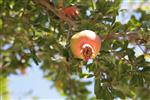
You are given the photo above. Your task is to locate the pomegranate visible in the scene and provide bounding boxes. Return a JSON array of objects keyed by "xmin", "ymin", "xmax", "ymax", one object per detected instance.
[
  {"xmin": 62, "ymin": 6, "xmax": 79, "ymax": 18},
  {"xmin": 70, "ymin": 30, "xmax": 101, "ymax": 61}
]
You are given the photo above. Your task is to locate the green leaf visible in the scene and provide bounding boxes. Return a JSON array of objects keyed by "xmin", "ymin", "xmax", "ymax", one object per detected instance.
[
  {"xmin": 63, "ymin": 48, "xmax": 69, "ymax": 61},
  {"xmin": 30, "ymin": 50, "xmax": 40, "ymax": 65},
  {"xmin": 122, "ymin": 40, "xmax": 129, "ymax": 50},
  {"xmin": 112, "ymin": 40, "xmax": 122, "ymax": 50},
  {"xmin": 94, "ymin": 77, "xmax": 112, "ymax": 99},
  {"xmin": 0, "ymin": 0, "xmax": 3, "ymax": 4},
  {"xmin": 89, "ymin": 0, "xmax": 96, "ymax": 10},
  {"xmin": 142, "ymin": 67, "xmax": 150, "ymax": 72},
  {"xmin": 136, "ymin": 55, "xmax": 145, "ymax": 63},
  {"xmin": 0, "ymin": 77, "xmax": 9, "ymax": 100},
  {"xmin": 0, "ymin": 18, "xmax": 2, "ymax": 29},
  {"xmin": 80, "ymin": 73, "xmax": 94, "ymax": 78},
  {"xmin": 126, "ymin": 48, "xmax": 135, "ymax": 61},
  {"xmin": 101, "ymin": 40, "xmax": 112, "ymax": 51},
  {"xmin": 130, "ymin": 75, "xmax": 144, "ymax": 87},
  {"xmin": 94, "ymin": 76, "xmax": 101, "ymax": 99},
  {"xmin": 112, "ymin": 88, "xmax": 125, "ymax": 99}
]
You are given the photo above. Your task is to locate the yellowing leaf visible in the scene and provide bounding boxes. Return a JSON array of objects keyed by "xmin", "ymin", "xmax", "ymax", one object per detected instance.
[{"xmin": 144, "ymin": 54, "xmax": 150, "ymax": 62}]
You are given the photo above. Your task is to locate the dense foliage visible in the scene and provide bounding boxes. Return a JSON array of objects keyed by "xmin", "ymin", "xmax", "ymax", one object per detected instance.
[{"xmin": 0, "ymin": 0, "xmax": 150, "ymax": 99}]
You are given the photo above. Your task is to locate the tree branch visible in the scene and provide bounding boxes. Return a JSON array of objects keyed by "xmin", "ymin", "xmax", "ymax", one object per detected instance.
[
  {"xmin": 58, "ymin": 0, "xmax": 64, "ymax": 8},
  {"xmin": 101, "ymin": 32, "xmax": 145, "ymax": 44},
  {"xmin": 34, "ymin": 0, "xmax": 77, "ymax": 28}
]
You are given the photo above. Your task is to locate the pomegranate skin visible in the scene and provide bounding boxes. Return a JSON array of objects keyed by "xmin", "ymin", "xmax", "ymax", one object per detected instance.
[
  {"xmin": 70, "ymin": 30, "xmax": 101, "ymax": 60},
  {"xmin": 62, "ymin": 6, "xmax": 79, "ymax": 18}
]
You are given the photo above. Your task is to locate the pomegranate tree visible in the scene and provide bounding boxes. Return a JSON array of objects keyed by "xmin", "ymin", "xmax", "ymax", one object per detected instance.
[{"xmin": 70, "ymin": 30, "xmax": 101, "ymax": 61}]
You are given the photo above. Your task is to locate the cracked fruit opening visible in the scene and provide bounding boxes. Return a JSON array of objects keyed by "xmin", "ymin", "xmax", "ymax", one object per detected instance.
[{"xmin": 70, "ymin": 30, "xmax": 101, "ymax": 61}]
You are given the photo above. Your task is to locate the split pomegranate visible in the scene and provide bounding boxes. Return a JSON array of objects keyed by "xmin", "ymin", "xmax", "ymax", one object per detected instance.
[{"xmin": 70, "ymin": 30, "xmax": 101, "ymax": 61}]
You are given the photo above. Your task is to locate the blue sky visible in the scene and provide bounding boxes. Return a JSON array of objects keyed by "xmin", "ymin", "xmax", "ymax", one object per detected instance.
[{"xmin": 8, "ymin": 62, "xmax": 66, "ymax": 99}]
